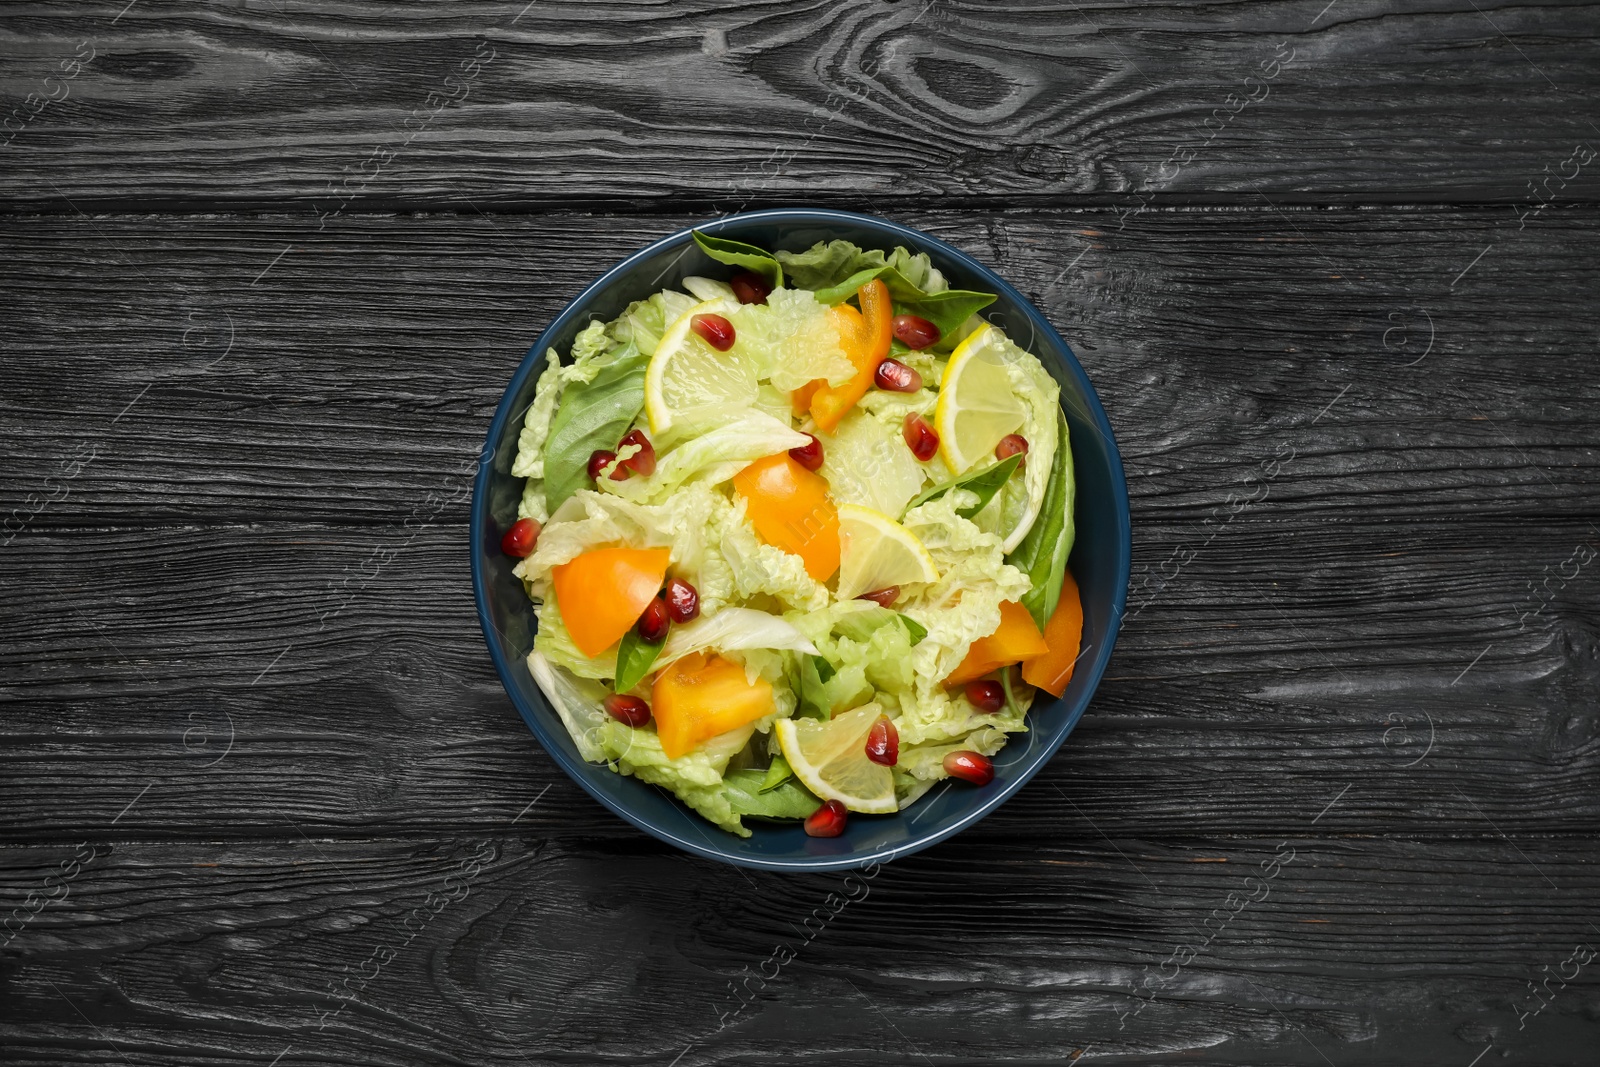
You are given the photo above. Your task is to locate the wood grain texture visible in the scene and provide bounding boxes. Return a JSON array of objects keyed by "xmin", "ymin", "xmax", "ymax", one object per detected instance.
[
  {"xmin": 2, "ymin": 836, "xmax": 1598, "ymax": 1066},
  {"xmin": 1, "ymin": 0, "xmax": 1599, "ymax": 207},
  {"xmin": 6, "ymin": 0, "xmax": 1600, "ymax": 1057},
  {"xmin": 1, "ymin": 518, "xmax": 1595, "ymax": 841},
  {"xmin": 3, "ymin": 207, "xmax": 1598, "ymax": 527}
]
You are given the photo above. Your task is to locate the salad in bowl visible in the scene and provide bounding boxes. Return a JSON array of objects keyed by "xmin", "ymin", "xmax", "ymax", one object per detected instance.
[{"xmin": 498, "ymin": 232, "xmax": 1083, "ymax": 840}]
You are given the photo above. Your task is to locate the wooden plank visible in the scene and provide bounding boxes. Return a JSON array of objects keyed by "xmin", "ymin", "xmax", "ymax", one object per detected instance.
[
  {"xmin": 2, "ymin": 519, "xmax": 1595, "ymax": 840},
  {"xmin": 2, "ymin": 835, "xmax": 1596, "ymax": 1064},
  {"xmin": 4, "ymin": 207, "xmax": 1598, "ymax": 528},
  {"xmin": 1, "ymin": 0, "xmax": 1598, "ymax": 207}
]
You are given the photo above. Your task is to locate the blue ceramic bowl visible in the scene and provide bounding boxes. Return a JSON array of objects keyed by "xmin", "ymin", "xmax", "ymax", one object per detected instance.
[{"xmin": 471, "ymin": 209, "xmax": 1130, "ymax": 872}]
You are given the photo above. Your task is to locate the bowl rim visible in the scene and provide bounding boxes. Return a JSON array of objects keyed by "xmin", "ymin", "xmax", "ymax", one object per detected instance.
[{"xmin": 470, "ymin": 208, "xmax": 1131, "ymax": 871}]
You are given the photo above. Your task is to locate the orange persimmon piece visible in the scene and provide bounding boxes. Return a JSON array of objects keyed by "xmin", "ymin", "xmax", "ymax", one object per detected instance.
[
  {"xmin": 1022, "ymin": 571, "xmax": 1084, "ymax": 698},
  {"xmin": 652, "ymin": 651, "xmax": 776, "ymax": 759},
  {"xmin": 809, "ymin": 279, "xmax": 892, "ymax": 433},
  {"xmin": 791, "ymin": 379, "xmax": 823, "ymax": 417},
  {"xmin": 731, "ymin": 453, "xmax": 840, "ymax": 581},
  {"xmin": 550, "ymin": 546, "xmax": 671, "ymax": 658},
  {"xmin": 944, "ymin": 600, "xmax": 1049, "ymax": 688}
]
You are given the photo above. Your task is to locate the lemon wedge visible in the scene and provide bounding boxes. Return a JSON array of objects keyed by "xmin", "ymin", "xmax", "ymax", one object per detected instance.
[
  {"xmin": 835, "ymin": 503, "xmax": 940, "ymax": 601},
  {"xmin": 775, "ymin": 704, "xmax": 897, "ymax": 814},
  {"xmin": 644, "ymin": 297, "xmax": 757, "ymax": 434},
  {"xmin": 935, "ymin": 325, "xmax": 1028, "ymax": 474}
]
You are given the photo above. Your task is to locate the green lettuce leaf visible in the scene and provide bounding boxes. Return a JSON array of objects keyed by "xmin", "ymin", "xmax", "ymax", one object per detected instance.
[
  {"xmin": 600, "ymin": 410, "xmax": 808, "ymax": 506},
  {"xmin": 1007, "ymin": 408, "xmax": 1075, "ymax": 630},
  {"xmin": 899, "ymin": 494, "xmax": 1032, "ymax": 684},
  {"xmin": 893, "ymin": 724, "xmax": 1012, "ymax": 803},
  {"xmin": 542, "ymin": 339, "xmax": 649, "ymax": 513},
  {"xmin": 692, "ymin": 231, "xmax": 783, "ymax": 288},
  {"xmin": 656, "ymin": 607, "xmax": 819, "ymax": 674},
  {"xmin": 794, "ymin": 654, "xmax": 835, "ymax": 720},
  {"xmin": 532, "ymin": 597, "xmax": 617, "ymax": 681},
  {"xmin": 759, "ymin": 754, "xmax": 796, "ymax": 792},
  {"xmin": 612, "ymin": 290, "xmax": 697, "ymax": 356},
  {"xmin": 720, "ymin": 768, "xmax": 822, "ymax": 820}
]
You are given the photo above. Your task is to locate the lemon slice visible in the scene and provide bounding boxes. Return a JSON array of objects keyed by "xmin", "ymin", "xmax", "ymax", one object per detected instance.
[
  {"xmin": 645, "ymin": 297, "xmax": 757, "ymax": 434},
  {"xmin": 935, "ymin": 325, "xmax": 1028, "ymax": 473},
  {"xmin": 775, "ymin": 704, "xmax": 897, "ymax": 814},
  {"xmin": 835, "ymin": 503, "xmax": 940, "ymax": 601}
]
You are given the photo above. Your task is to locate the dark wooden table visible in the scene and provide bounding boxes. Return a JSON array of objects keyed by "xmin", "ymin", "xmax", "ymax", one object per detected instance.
[{"xmin": 4, "ymin": 2, "xmax": 1599, "ymax": 1064}]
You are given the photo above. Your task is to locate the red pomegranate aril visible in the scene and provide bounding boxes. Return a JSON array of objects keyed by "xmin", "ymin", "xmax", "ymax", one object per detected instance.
[
  {"xmin": 664, "ymin": 577, "xmax": 700, "ymax": 623},
  {"xmin": 892, "ymin": 314, "xmax": 940, "ymax": 350},
  {"xmin": 636, "ymin": 596, "xmax": 670, "ymax": 644},
  {"xmin": 855, "ymin": 586, "xmax": 900, "ymax": 607},
  {"xmin": 500, "ymin": 517, "xmax": 540, "ymax": 558},
  {"xmin": 995, "ymin": 434, "xmax": 1029, "ymax": 461},
  {"xmin": 587, "ymin": 449, "xmax": 628, "ymax": 482},
  {"xmin": 618, "ymin": 428, "xmax": 657, "ymax": 476},
  {"xmin": 865, "ymin": 716, "xmax": 899, "ymax": 766},
  {"xmin": 789, "ymin": 432, "xmax": 825, "ymax": 471},
  {"xmin": 903, "ymin": 412, "xmax": 939, "ymax": 461},
  {"xmin": 943, "ymin": 750, "xmax": 995, "ymax": 786},
  {"xmin": 965, "ymin": 680, "xmax": 1005, "ymax": 713},
  {"xmin": 691, "ymin": 313, "xmax": 736, "ymax": 351},
  {"xmin": 729, "ymin": 271, "xmax": 772, "ymax": 305},
  {"xmin": 603, "ymin": 693, "xmax": 652, "ymax": 727},
  {"xmin": 874, "ymin": 358, "xmax": 922, "ymax": 393},
  {"xmin": 804, "ymin": 799, "xmax": 849, "ymax": 838}
]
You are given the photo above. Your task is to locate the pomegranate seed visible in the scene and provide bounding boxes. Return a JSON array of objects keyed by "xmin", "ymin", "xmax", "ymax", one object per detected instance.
[
  {"xmin": 500, "ymin": 517, "xmax": 540, "ymax": 558},
  {"xmin": 636, "ymin": 596, "xmax": 670, "ymax": 644},
  {"xmin": 618, "ymin": 428, "xmax": 656, "ymax": 476},
  {"xmin": 804, "ymin": 799, "xmax": 848, "ymax": 837},
  {"xmin": 789, "ymin": 432, "xmax": 825, "ymax": 471},
  {"xmin": 664, "ymin": 577, "xmax": 700, "ymax": 623},
  {"xmin": 892, "ymin": 314, "xmax": 940, "ymax": 350},
  {"xmin": 855, "ymin": 586, "xmax": 900, "ymax": 607},
  {"xmin": 865, "ymin": 716, "xmax": 899, "ymax": 766},
  {"xmin": 943, "ymin": 750, "xmax": 994, "ymax": 786},
  {"xmin": 603, "ymin": 693, "xmax": 651, "ymax": 727},
  {"xmin": 588, "ymin": 449, "xmax": 627, "ymax": 481},
  {"xmin": 903, "ymin": 412, "xmax": 939, "ymax": 462},
  {"xmin": 996, "ymin": 434, "xmax": 1029, "ymax": 461},
  {"xmin": 965, "ymin": 680, "xmax": 1005, "ymax": 713},
  {"xmin": 874, "ymin": 358, "xmax": 922, "ymax": 393},
  {"xmin": 691, "ymin": 313, "xmax": 736, "ymax": 351},
  {"xmin": 729, "ymin": 271, "xmax": 771, "ymax": 305}
]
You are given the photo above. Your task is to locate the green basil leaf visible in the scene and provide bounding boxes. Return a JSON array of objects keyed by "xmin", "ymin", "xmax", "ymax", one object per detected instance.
[
  {"xmin": 898, "ymin": 614, "xmax": 928, "ymax": 646},
  {"xmin": 613, "ymin": 627, "xmax": 664, "ymax": 693},
  {"xmin": 692, "ymin": 231, "xmax": 783, "ymax": 288},
  {"xmin": 810, "ymin": 266, "xmax": 891, "ymax": 306},
  {"xmin": 776, "ymin": 239, "xmax": 997, "ymax": 343},
  {"xmin": 758, "ymin": 755, "xmax": 795, "ymax": 793},
  {"xmin": 542, "ymin": 341, "xmax": 649, "ymax": 512},
  {"xmin": 893, "ymin": 289, "xmax": 997, "ymax": 339},
  {"xmin": 813, "ymin": 273, "xmax": 994, "ymax": 343},
  {"xmin": 904, "ymin": 453, "xmax": 1022, "ymax": 519},
  {"xmin": 722, "ymin": 768, "xmax": 823, "ymax": 820},
  {"xmin": 1008, "ymin": 410, "xmax": 1075, "ymax": 630}
]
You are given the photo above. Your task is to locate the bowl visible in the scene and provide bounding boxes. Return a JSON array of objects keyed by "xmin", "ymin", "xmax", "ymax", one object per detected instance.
[{"xmin": 471, "ymin": 209, "xmax": 1130, "ymax": 872}]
